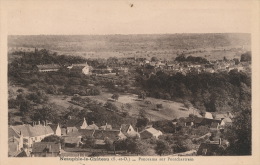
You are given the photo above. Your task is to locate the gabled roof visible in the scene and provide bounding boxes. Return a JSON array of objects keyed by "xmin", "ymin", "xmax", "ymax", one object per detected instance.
[
  {"xmin": 30, "ymin": 125, "xmax": 54, "ymax": 136},
  {"xmin": 9, "ymin": 127, "xmax": 21, "ymax": 138},
  {"xmin": 222, "ymin": 117, "xmax": 232, "ymax": 123},
  {"xmin": 86, "ymin": 124, "xmax": 99, "ymax": 130},
  {"xmin": 48, "ymin": 124, "xmax": 59, "ymax": 132},
  {"xmin": 204, "ymin": 112, "xmax": 213, "ymax": 119},
  {"xmin": 120, "ymin": 124, "xmax": 131, "ymax": 134},
  {"xmin": 32, "ymin": 142, "xmax": 60, "ymax": 153},
  {"xmin": 140, "ymin": 127, "xmax": 162, "ymax": 139},
  {"xmin": 11, "ymin": 125, "xmax": 32, "ymax": 137},
  {"xmin": 11, "ymin": 124, "xmax": 54, "ymax": 137}
]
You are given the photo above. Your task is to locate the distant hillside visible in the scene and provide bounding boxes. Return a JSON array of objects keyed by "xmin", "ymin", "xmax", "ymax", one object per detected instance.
[{"xmin": 8, "ymin": 33, "xmax": 250, "ymax": 53}]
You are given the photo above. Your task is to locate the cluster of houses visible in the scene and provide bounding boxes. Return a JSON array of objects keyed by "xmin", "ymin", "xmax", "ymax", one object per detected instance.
[
  {"xmin": 36, "ymin": 62, "xmax": 92, "ymax": 75},
  {"xmin": 8, "ymin": 117, "xmax": 163, "ymax": 157},
  {"xmin": 173, "ymin": 112, "xmax": 233, "ymax": 131},
  {"xmin": 8, "ymin": 110, "xmax": 234, "ymax": 157},
  {"xmin": 138, "ymin": 59, "xmax": 250, "ymax": 77}
]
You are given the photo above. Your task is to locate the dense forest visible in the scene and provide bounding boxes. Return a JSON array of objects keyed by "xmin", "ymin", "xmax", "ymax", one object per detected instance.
[{"xmin": 136, "ymin": 70, "xmax": 251, "ymax": 113}]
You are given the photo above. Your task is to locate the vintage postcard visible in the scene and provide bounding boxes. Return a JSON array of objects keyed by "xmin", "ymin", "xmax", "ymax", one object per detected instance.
[{"xmin": 0, "ymin": 0, "xmax": 260, "ymax": 165}]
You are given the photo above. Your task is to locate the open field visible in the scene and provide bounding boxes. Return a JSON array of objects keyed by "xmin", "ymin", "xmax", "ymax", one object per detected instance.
[
  {"xmin": 86, "ymin": 92, "xmax": 201, "ymax": 121},
  {"xmin": 8, "ymin": 33, "xmax": 250, "ymax": 60}
]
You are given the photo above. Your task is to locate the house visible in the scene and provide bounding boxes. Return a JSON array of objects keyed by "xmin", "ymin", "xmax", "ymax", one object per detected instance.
[
  {"xmin": 36, "ymin": 64, "xmax": 60, "ymax": 72},
  {"xmin": 100, "ymin": 123, "xmax": 113, "ymax": 130},
  {"xmin": 204, "ymin": 112, "xmax": 213, "ymax": 119},
  {"xmin": 79, "ymin": 129, "xmax": 127, "ymax": 141},
  {"xmin": 210, "ymin": 121, "xmax": 220, "ymax": 131},
  {"xmin": 68, "ymin": 63, "xmax": 91, "ymax": 75},
  {"xmin": 220, "ymin": 117, "xmax": 232, "ymax": 128},
  {"xmin": 31, "ymin": 142, "xmax": 61, "ymax": 157},
  {"xmin": 63, "ymin": 130, "xmax": 83, "ymax": 147},
  {"xmin": 10, "ymin": 123, "xmax": 54, "ymax": 148},
  {"xmin": 66, "ymin": 118, "xmax": 99, "ymax": 130},
  {"xmin": 140, "ymin": 127, "xmax": 163, "ymax": 139},
  {"xmin": 49, "ymin": 124, "xmax": 61, "ymax": 136},
  {"xmin": 8, "ymin": 127, "xmax": 26, "ymax": 157},
  {"xmin": 120, "ymin": 124, "xmax": 140, "ymax": 138}
]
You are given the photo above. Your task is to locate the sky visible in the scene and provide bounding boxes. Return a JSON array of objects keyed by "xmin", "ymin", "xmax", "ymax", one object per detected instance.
[{"xmin": 3, "ymin": 0, "xmax": 253, "ymax": 35}]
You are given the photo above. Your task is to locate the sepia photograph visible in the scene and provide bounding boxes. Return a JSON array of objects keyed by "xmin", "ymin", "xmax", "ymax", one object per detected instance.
[{"xmin": 1, "ymin": 0, "xmax": 260, "ymax": 164}]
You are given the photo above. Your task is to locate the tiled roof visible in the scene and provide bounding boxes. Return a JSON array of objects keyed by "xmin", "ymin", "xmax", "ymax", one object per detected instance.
[
  {"xmin": 32, "ymin": 142, "xmax": 60, "ymax": 153},
  {"xmin": 65, "ymin": 130, "xmax": 82, "ymax": 137},
  {"xmin": 9, "ymin": 127, "xmax": 20, "ymax": 138},
  {"xmin": 222, "ymin": 117, "xmax": 232, "ymax": 123},
  {"xmin": 78, "ymin": 129, "xmax": 95, "ymax": 137},
  {"xmin": 120, "ymin": 124, "xmax": 130, "ymax": 133},
  {"xmin": 11, "ymin": 124, "xmax": 54, "ymax": 137},
  {"xmin": 64, "ymin": 137, "xmax": 81, "ymax": 144},
  {"xmin": 86, "ymin": 124, "xmax": 99, "ymax": 130},
  {"xmin": 30, "ymin": 125, "xmax": 54, "ymax": 136},
  {"xmin": 140, "ymin": 127, "xmax": 162, "ymax": 139},
  {"xmin": 11, "ymin": 125, "xmax": 32, "ymax": 137},
  {"xmin": 48, "ymin": 124, "xmax": 58, "ymax": 132}
]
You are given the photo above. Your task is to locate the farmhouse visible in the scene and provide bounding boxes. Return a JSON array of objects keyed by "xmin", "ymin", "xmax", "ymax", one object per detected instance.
[
  {"xmin": 10, "ymin": 123, "xmax": 54, "ymax": 148},
  {"xmin": 120, "ymin": 124, "xmax": 140, "ymax": 137},
  {"xmin": 68, "ymin": 63, "xmax": 91, "ymax": 75},
  {"xmin": 36, "ymin": 64, "xmax": 60, "ymax": 72},
  {"xmin": 31, "ymin": 142, "xmax": 61, "ymax": 157},
  {"xmin": 140, "ymin": 127, "xmax": 163, "ymax": 139},
  {"xmin": 8, "ymin": 127, "xmax": 26, "ymax": 157}
]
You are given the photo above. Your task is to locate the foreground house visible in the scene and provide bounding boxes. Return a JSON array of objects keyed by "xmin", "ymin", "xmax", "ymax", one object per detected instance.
[
  {"xmin": 10, "ymin": 123, "xmax": 54, "ymax": 148},
  {"xmin": 8, "ymin": 127, "xmax": 27, "ymax": 157},
  {"xmin": 31, "ymin": 142, "xmax": 61, "ymax": 157}
]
